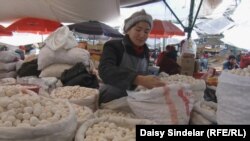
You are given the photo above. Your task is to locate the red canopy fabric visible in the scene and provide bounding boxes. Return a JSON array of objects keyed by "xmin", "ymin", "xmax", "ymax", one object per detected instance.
[
  {"xmin": 149, "ymin": 20, "xmax": 185, "ymax": 38},
  {"xmin": 6, "ymin": 17, "xmax": 62, "ymax": 35},
  {"xmin": 0, "ymin": 25, "xmax": 12, "ymax": 36}
]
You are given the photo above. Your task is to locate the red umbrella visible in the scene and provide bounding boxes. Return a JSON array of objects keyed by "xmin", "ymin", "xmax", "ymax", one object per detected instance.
[
  {"xmin": 149, "ymin": 19, "xmax": 185, "ymax": 38},
  {"xmin": 6, "ymin": 17, "xmax": 62, "ymax": 35},
  {"xmin": 0, "ymin": 25, "xmax": 12, "ymax": 36}
]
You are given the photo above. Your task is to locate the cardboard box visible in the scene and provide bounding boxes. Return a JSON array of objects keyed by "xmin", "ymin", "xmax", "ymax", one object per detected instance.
[
  {"xmin": 194, "ymin": 59, "xmax": 200, "ymax": 73},
  {"xmin": 181, "ymin": 70, "xmax": 194, "ymax": 76},
  {"xmin": 180, "ymin": 57, "xmax": 195, "ymax": 69},
  {"xmin": 180, "ymin": 57, "xmax": 195, "ymax": 76}
]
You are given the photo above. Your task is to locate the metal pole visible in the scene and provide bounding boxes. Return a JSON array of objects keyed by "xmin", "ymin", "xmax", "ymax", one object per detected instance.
[
  {"xmin": 187, "ymin": 0, "xmax": 195, "ymax": 39},
  {"xmin": 190, "ymin": 0, "xmax": 204, "ymax": 38}
]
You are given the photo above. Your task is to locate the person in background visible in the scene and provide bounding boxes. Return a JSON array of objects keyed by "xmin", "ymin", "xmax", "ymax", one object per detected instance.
[
  {"xmin": 202, "ymin": 67, "xmax": 218, "ymax": 102},
  {"xmin": 200, "ymin": 52, "xmax": 209, "ymax": 71},
  {"xmin": 78, "ymin": 41, "xmax": 88, "ymax": 50},
  {"xmin": 178, "ymin": 40, "xmax": 185, "ymax": 54},
  {"xmin": 223, "ymin": 55, "xmax": 239, "ymax": 70},
  {"xmin": 236, "ymin": 51, "xmax": 242, "ymax": 64},
  {"xmin": 15, "ymin": 49, "xmax": 25, "ymax": 60},
  {"xmin": 156, "ymin": 45, "xmax": 176, "ymax": 65},
  {"xmin": 98, "ymin": 9, "xmax": 165, "ymax": 104},
  {"xmin": 239, "ymin": 52, "xmax": 250, "ymax": 68},
  {"xmin": 157, "ymin": 45, "xmax": 180, "ymax": 75},
  {"xmin": 201, "ymin": 67, "xmax": 216, "ymax": 81},
  {"xmin": 0, "ymin": 45, "xmax": 7, "ymax": 51}
]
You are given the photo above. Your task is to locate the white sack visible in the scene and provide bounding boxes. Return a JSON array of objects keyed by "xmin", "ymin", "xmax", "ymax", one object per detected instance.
[
  {"xmin": 45, "ymin": 26, "xmax": 78, "ymax": 51},
  {"xmin": 0, "ymin": 62, "xmax": 16, "ymax": 71},
  {"xmin": 69, "ymin": 95, "xmax": 98, "ymax": 112},
  {"xmin": 38, "ymin": 46, "xmax": 90, "ymax": 70},
  {"xmin": 0, "ymin": 101, "xmax": 77, "ymax": 141},
  {"xmin": 189, "ymin": 111, "xmax": 213, "ymax": 125},
  {"xmin": 39, "ymin": 64, "xmax": 73, "ymax": 78},
  {"xmin": 127, "ymin": 84, "xmax": 194, "ymax": 124},
  {"xmin": 0, "ymin": 51, "xmax": 19, "ymax": 63},
  {"xmin": 51, "ymin": 86, "xmax": 99, "ymax": 111},
  {"xmin": 181, "ymin": 39, "xmax": 197, "ymax": 57},
  {"xmin": 75, "ymin": 117, "xmax": 154, "ymax": 141},
  {"xmin": 216, "ymin": 71, "xmax": 250, "ymax": 124},
  {"xmin": 100, "ymin": 97, "xmax": 132, "ymax": 113},
  {"xmin": 192, "ymin": 100, "xmax": 217, "ymax": 124},
  {"xmin": 94, "ymin": 109, "xmax": 136, "ymax": 119},
  {"xmin": 71, "ymin": 104, "xmax": 94, "ymax": 129},
  {"xmin": 0, "ymin": 78, "xmax": 16, "ymax": 85},
  {"xmin": 16, "ymin": 76, "xmax": 61, "ymax": 93},
  {"xmin": 0, "ymin": 71, "xmax": 16, "ymax": 79},
  {"xmin": 15, "ymin": 60, "xmax": 24, "ymax": 71}
]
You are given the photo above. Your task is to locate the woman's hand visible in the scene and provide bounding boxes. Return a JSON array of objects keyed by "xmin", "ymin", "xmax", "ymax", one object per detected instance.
[{"xmin": 134, "ymin": 75, "xmax": 166, "ymax": 89}]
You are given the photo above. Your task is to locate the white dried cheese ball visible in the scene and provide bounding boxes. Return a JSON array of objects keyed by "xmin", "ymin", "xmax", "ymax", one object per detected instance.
[
  {"xmin": 23, "ymin": 113, "xmax": 31, "ymax": 120},
  {"xmin": 228, "ymin": 68, "xmax": 250, "ymax": 77},
  {"xmin": 84, "ymin": 120, "xmax": 135, "ymax": 141},
  {"xmin": 7, "ymin": 103, "xmax": 15, "ymax": 110},
  {"xmin": 33, "ymin": 103, "xmax": 42, "ymax": 117},
  {"xmin": 0, "ymin": 106, "xmax": 4, "ymax": 113},
  {"xmin": 16, "ymin": 108, "xmax": 23, "ymax": 113},
  {"xmin": 16, "ymin": 113, "xmax": 23, "ymax": 120},
  {"xmin": 25, "ymin": 100, "xmax": 34, "ymax": 107},
  {"xmin": 12, "ymin": 101, "xmax": 20, "ymax": 108},
  {"xmin": 7, "ymin": 109, "xmax": 16, "ymax": 116},
  {"xmin": 6, "ymin": 115, "xmax": 16, "ymax": 122},
  {"xmin": 30, "ymin": 116, "xmax": 40, "ymax": 126},
  {"xmin": 4, "ymin": 86, "xmax": 20, "ymax": 97},
  {"xmin": 0, "ymin": 86, "xmax": 71, "ymax": 127},
  {"xmin": 13, "ymin": 119, "xmax": 21, "ymax": 126},
  {"xmin": 1, "ymin": 114, "xmax": 8, "ymax": 121},
  {"xmin": 0, "ymin": 97, "xmax": 12, "ymax": 108},
  {"xmin": 22, "ymin": 119, "xmax": 30, "ymax": 124},
  {"xmin": 51, "ymin": 86, "xmax": 97, "ymax": 101},
  {"xmin": 24, "ymin": 107, "xmax": 33, "ymax": 114},
  {"xmin": 0, "ymin": 87, "xmax": 5, "ymax": 97},
  {"xmin": 39, "ymin": 113, "xmax": 47, "ymax": 120},
  {"xmin": 3, "ymin": 121, "xmax": 12, "ymax": 127}
]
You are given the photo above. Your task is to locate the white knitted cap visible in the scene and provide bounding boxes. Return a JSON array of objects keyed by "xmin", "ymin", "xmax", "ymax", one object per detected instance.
[{"xmin": 123, "ymin": 9, "xmax": 153, "ymax": 33}]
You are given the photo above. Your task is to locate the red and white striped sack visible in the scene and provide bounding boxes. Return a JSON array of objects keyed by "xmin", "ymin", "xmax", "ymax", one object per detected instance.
[{"xmin": 127, "ymin": 84, "xmax": 194, "ymax": 124}]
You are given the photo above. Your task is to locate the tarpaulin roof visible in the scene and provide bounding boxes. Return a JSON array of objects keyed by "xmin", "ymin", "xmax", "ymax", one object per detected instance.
[
  {"xmin": 194, "ymin": 16, "xmax": 235, "ymax": 35},
  {"xmin": 222, "ymin": 0, "xmax": 250, "ymax": 50},
  {"xmin": 0, "ymin": 0, "xmax": 162, "ymax": 24},
  {"xmin": 0, "ymin": 0, "xmax": 120, "ymax": 23}
]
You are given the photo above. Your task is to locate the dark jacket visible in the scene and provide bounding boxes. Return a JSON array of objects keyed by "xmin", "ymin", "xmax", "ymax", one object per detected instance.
[
  {"xmin": 61, "ymin": 62, "xmax": 99, "ymax": 88},
  {"xmin": 98, "ymin": 35, "xmax": 150, "ymax": 90},
  {"xmin": 158, "ymin": 52, "xmax": 181, "ymax": 75},
  {"xmin": 17, "ymin": 59, "xmax": 41, "ymax": 77},
  {"xmin": 223, "ymin": 61, "xmax": 239, "ymax": 70}
]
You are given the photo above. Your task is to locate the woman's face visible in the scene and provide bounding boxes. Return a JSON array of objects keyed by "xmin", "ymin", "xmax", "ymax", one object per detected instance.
[
  {"xmin": 127, "ymin": 21, "xmax": 151, "ymax": 47},
  {"xmin": 229, "ymin": 58, "xmax": 236, "ymax": 65}
]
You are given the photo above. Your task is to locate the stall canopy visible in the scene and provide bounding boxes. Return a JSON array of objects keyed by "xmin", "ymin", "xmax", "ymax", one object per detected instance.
[
  {"xmin": 6, "ymin": 17, "xmax": 62, "ymax": 34},
  {"xmin": 149, "ymin": 20, "xmax": 185, "ymax": 38},
  {"xmin": 0, "ymin": 25, "xmax": 12, "ymax": 36},
  {"xmin": 194, "ymin": 16, "xmax": 235, "ymax": 35},
  {"xmin": 0, "ymin": 0, "xmax": 161, "ymax": 24},
  {"xmin": 222, "ymin": 0, "xmax": 250, "ymax": 50},
  {"xmin": 0, "ymin": 0, "xmax": 120, "ymax": 23}
]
